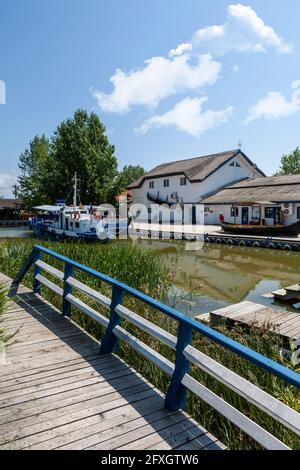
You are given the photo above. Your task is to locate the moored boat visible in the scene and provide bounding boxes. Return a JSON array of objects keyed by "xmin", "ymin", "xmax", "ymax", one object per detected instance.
[{"xmin": 221, "ymin": 220, "xmax": 300, "ymax": 237}]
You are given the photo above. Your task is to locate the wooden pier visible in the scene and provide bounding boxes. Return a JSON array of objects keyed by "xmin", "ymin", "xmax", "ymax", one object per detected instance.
[
  {"xmin": 0, "ymin": 275, "xmax": 223, "ymax": 450},
  {"xmin": 0, "ymin": 245, "xmax": 299, "ymax": 450},
  {"xmin": 205, "ymin": 300, "xmax": 300, "ymax": 345}
]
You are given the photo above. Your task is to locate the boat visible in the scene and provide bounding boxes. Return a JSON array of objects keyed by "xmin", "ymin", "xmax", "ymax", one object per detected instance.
[
  {"xmin": 220, "ymin": 220, "xmax": 300, "ymax": 237},
  {"xmin": 30, "ymin": 173, "xmax": 129, "ymax": 241}
]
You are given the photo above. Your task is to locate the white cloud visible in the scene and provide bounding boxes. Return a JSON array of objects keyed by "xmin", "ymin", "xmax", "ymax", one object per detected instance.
[
  {"xmin": 0, "ymin": 80, "xmax": 6, "ymax": 104},
  {"xmin": 92, "ymin": 54, "xmax": 221, "ymax": 114},
  {"xmin": 232, "ymin": 64, "xmax": 240, "ymax": 73},
  {"xmin": 168, "ymin": 42, "xmax": 192, "ymax": 57},
  {"xmin": 0, "ymin": 171, "xmax": 18, "ymax": 197},
  {"xmin": 191, "ymin": 3, "xmax": 293, "ymax": 56},
  {"xmin": 244, "ymin": 81, "xmax": 300, "ymax": 124},
  {"xmin": 136, "ymin": 97, "xmax": 234, "ymax": 136}
]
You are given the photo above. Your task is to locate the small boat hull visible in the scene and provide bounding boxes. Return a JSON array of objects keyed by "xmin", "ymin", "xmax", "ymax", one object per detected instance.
[{"xmin": 221, "ymin": 221, "xmax": 300, "ymax": 237}]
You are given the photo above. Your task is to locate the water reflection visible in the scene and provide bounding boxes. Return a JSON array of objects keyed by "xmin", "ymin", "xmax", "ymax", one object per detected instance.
[
  {"xmin": 132, "ymin": 239, "xmax": 300, "ymax": 316},
  {"xmin": 0, "ymin": 227, "xmax": 32, "ymax": 238}
]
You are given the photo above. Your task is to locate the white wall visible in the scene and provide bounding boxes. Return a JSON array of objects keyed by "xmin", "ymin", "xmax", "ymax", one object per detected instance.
[
  {"xmin": 131, "ymin": 153, "xmax": 262, "ymax": 207},
  {"xmin": 204, "ymin": 203, "xmax": 300, "ymax": 226}
]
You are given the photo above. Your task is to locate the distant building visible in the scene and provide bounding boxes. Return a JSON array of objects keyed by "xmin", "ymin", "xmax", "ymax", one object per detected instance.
[
  {"xmin": 127, "ymin": 149, "xmax": 265, "ymax": 223},
  {"xmin": 0, "ymin": 198, "xmax": 19, "ymax": 220},
  {"xmin": 201, "ymin": 174, "xmax": 300, "ymax": 226}
]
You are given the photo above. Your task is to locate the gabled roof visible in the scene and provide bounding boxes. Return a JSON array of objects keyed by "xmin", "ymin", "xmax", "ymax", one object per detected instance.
[
  {"xmin": 126, "ymin": 149, "xmax": 265, "ymax": 189},
  {"xmin": 201, "ymin": 174, "xmax": 300, "ymax": 205},
  {"xmin": 0, "ymin": 198, "xmax": 18, "ymax": 209}
]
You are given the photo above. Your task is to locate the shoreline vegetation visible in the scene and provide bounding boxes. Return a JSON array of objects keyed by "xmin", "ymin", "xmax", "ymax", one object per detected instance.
[{"xmin": 0, "ymin": 238, "xmax": 299, "ymax": 449}]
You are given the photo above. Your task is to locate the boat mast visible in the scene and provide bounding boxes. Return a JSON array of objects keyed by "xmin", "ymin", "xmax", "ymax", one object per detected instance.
[{"xmin": 73, "ymin": 172, "xmax": 77, "ymax": 207}]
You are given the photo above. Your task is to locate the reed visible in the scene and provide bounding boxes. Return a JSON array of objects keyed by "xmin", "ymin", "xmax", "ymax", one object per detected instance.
[{"xmin": 0, "ymin": 238, "xmax": 299, "ymax": 449}]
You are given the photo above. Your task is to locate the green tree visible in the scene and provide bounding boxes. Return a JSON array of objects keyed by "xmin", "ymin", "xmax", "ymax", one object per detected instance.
[
  {"xmin": 16, "ymin": 109, "xmax": 120, "ymax": 207},
  {"xmin": 274, "ymin": 147, "xmax": 300, "ymax": 175},
  {"xmin": 120, "ymin": 165, "xmax": 146, "ymax": 188},
  {"xmin": 17, "ymin": 135, "xmax": 51, "ymax": 208}
]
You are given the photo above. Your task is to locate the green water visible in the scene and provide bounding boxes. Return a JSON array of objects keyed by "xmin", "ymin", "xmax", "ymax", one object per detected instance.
[
  {"xmin": 0, "ymin": 227, "xmax": 32, "ymax": 238},
  {"xmin": 129, "ymin": 238, "xmax": 300, "ymax": 316}
]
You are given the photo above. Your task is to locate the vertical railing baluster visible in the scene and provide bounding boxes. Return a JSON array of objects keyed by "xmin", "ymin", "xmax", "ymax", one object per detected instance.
[
  {"xmin": 165, "ymin": 321, "xmax": 193, "ymax": 411},
  {"xmin": 33, "ymin": 248, "xmax": 41, "ymax": 294},
  {"xmin": 100, "ymin": 285, "xmax": 123, "ymax": 354},
  {"xmin": 62, "ymin": 263, "xmax": 74, "ymax": 317}
]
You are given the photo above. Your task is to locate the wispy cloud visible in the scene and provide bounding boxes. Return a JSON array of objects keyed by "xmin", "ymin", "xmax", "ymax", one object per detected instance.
[
  {"xmin": 0, "ymin": 80, "xmax": 6, "ymax": 105},
  {"xmin": 0, "ymin": 171, "xmax": 18, "ymax": 197},
  {"xmin": 91, "ymin": 3, "xmax": 292, "ymax": 136},
  {"xmin": 244, "ymin": 80, "xmax": 300, "ymax": 124},
  {"xmin": 136, "ymin": 97, "xmax": 234, "ymax": 136},
  {"xmin": 91, "ymin": 54, "xmax": 221, "ymax": 114},
  {"xmin": 191, "ymin": 3, "xmax": 293, "ymax": 56}
]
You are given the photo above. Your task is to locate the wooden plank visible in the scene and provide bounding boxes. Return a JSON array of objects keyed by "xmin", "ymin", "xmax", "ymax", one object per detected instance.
[
  {"xmin": 0, "ymin": 271, "xmax": 224, "ymax": 451},
  {"xmin": 113, "ymin": 325, "xmax": 174, "ymax": 376},
  {"xmin": 66, "ymin": 293, "xmax": 109, "ymax": 328},
  {"xmin": 35, "ymin": 274, "xmax": 63, "ymax": 296},
  {"xmin": 115, "ymin": 304, "xmax": 177, "ymax": 349},
  {"xmin": 0, "ymin": 388, "xmax": 158, "ymax": 449},
  {"xmin": 35, "ymin": 260, "xmax": 64, "ymax": 280},
  {"xmin": 0, "ymin": 355, "xmax": 116, "ymax": 391},
  {"xmin": 32, "ymin": 398, "xmax": 166, "ymax": 450},
  {"xmin": 0, "ymin": 363, "xmax": 134, "ymax": 409},
  {"xmin": 0, "ymin": 368, "xmax": 140, "ymax": 425},
  {"xmin": 0, "ymin": 381, "xmax": 153, "ymax": 440},
  {"xmin": 22, "ymin": 396, "xmax": 163, "ymax": 450},
  {"xmin": 116, "ymin": 419, "xmax": 199, "ymax": 450},
  {"xmin": 0, "ymin": 356, "xmax": 119, "ymax": 395},
  {"xmin": 183, "ymin": 345, "xmax": 300, "ymax": 435},
  {"xmin": 66, "ymin": 276, "xmax": 111, "ymax": 309},
  {"xmin": 181, "ymin": 374, "xmax": 289, "ymax": 450},
  {"xmin": 211, "ymin": 301, "xmax": 300, "ymax": 340}
]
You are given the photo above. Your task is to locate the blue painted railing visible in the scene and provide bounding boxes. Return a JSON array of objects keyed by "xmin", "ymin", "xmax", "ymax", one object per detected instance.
[{"xmin": 14, "ymin": 244, "xmax": 300, "ymax": 413}]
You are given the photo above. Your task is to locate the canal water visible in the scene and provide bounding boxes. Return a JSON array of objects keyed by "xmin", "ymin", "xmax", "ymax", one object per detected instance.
[
  {"xmin": 130, "ymin": 238, "xmax": 300, "ymax": 317},
  {"xmin": 1, "ymin": 226, "xmax": 300, "ymax": 317}
]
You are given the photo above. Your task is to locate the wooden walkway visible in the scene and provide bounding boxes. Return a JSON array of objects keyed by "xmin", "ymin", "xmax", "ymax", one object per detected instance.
[
  {"xmin": 210, "ymin": 300, "xmax": 300, "ymax": 343},
  {"xmin": 0, "ymin": 273, "xmax": 225, "ymax": 451}
]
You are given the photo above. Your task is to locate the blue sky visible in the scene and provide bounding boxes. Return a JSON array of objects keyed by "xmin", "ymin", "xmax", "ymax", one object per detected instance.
[{"xmin": 1, "ymin": 0, "xmax": 300, "ymax": 196}]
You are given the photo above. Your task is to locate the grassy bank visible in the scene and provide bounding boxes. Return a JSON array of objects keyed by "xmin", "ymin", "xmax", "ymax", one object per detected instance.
[{"xmin": 0, "ymin": 238, "xmax": 299, "ymax": 449}]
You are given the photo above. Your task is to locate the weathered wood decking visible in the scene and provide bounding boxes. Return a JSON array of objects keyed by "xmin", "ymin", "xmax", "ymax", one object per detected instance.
[
  {"xmin": 210, "ymin": 300, "xmax": 300, "ymax": 343},
  {"xmin": 0, "ymin": 273, "xmax": 225, "ymax": 451}
]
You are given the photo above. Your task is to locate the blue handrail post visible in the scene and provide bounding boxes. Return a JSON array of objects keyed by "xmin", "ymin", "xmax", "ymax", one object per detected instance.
[
  {"xmin": 165, "ymin": 321, "xmax": 193, "ymax": 411},
  {"xmin": 62, "ymin": 263, "xmax": 73, "ymax": 317},
  {"xmin": 100, "ymin": 285, "xmax": 123, "ymax": 354},
  {"xmin": 33, "ymin": 248, "xmax": 41, "ymax": 294}
]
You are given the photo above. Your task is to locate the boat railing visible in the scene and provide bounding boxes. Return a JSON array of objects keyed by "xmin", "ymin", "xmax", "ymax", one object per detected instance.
[{"xmin": 13, "ymin": 244, "xmax": 300, "ymax": 450}]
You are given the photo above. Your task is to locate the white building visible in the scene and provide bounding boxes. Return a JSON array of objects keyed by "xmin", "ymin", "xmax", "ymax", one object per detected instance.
[
  {"xmin": 201, "ymin": 174, "xmax": 300, "ymax": 226},
  {"xmin": 127, "ymin": 149, "xmax": 265, "ymax": 223}
]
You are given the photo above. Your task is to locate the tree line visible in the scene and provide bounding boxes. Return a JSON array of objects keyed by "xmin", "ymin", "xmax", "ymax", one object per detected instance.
[{"xmin": 15, "ymin": 109, "xmax": 145, "ymax": 208}]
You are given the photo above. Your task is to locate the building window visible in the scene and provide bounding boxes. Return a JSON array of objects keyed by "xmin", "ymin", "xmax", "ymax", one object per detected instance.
[
  {"xmin": 265, "ymin": 207, "xmax": 274, "ymax": 218},
  {"xmin": 229, "ymin": 161, "xmax": 241, "ymax": 168},
  {"xmin": 149, "ymin": 181, "xmax": 154, "ymax": 189},
  {"xmin": 297, "ymin": 207, "xmax": 300, "ymax": 219},
  {"xmin": 230, "ymin": 206, "xmax": 239, "ymax": 217},
  {"xmin": 75, "ymin": 222, "xmax": 80, "ymax": 228},
  {"xmin": 180, "ymin": 176, "xmax": 187, "ymax": 186},
  {"xmin": 163, "ymin": 179, "xmax": 169, "ymax": 187}
]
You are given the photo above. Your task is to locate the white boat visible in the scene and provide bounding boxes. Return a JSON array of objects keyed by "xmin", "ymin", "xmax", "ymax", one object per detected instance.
[{"xmin": 31, "ymin": 173, "xmax": 128, "ymax": 241}]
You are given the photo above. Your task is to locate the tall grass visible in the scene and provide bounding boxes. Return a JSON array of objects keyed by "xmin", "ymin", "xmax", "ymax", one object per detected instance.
[{"xmin": 0, "ymin": 238, "xmax": 299, "ymax": 449}]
